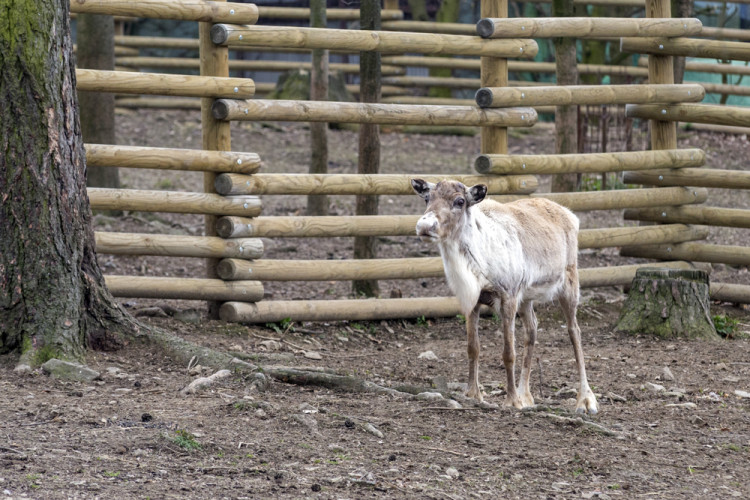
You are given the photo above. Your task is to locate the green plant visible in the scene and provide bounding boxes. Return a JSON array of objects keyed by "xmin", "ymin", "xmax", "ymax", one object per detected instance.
[
  {"xmin": 416, "ymin": 316, "xmax": 429, "ymax": 327},
  {"xmin": 456, "ymin": 314, "xmax": 466, "ymax": 324},
  {"xmin": 156, "ymin": 178, "xmax": 174, "ymax": 189},
  {"xmin": 103, "ymin": 471, "xmax": 120, "ymax": 478},
  {"xmin": 265, "ymin": 317, "xmax": 294, "ymax": 335},
  {"xmin": 713, "ymin": 315, "xmax": 739, "ymax": 338},
  {"xmin": 25, "ymin": 473, "xmax": 41, "ymax": 489},
  {"xmin": 419, "ymin": 435, "xmax": 432, "ymax": 441},
  {"xmin": 171, "ymin": 429, "xmax": 201, "ymax": 451}
]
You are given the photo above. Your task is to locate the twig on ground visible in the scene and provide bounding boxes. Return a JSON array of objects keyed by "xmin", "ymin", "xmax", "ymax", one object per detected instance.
[
  {"xmin": 420, "ymin": 446, "xmax": 469, "ymax": 457},
  {"xmin": 522, "ymin": 407, "xmax": 624, "ymax": 438}
]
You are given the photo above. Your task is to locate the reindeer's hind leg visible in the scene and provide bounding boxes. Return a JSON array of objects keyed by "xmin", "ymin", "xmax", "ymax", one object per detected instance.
[
  {"xmin": 559, "ymin": 266, "xmax": 598, "ymax": 415},
  {"xmin": 498, "ymin": 294, "xmax": 523, "ymax": 409},
  {"xmin": 517, "ymin": 300, "xmax": 537, "ymax": 408},
  {"xmin": 465, "ymin": 303, "xmax": 483, "ymax": 402}
]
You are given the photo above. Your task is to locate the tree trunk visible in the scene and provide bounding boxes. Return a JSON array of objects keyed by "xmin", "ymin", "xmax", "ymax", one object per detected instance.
[
  {"xmin": 307, "ymin": 0, "xmax": 329, "ymax": 216},
  {"xmin": 76, "ymin": 13, "xmax": 119, "ymax": 189},
  {"xmin": 353, "ymin": 0, "xmax": 381, "ymax": 298},
  {"xmin": 428, "ymin": 0, "xmax": 460, "ymax": 98},
  {"xmin": 551, "ymin": 0, "xmax": 580, "ymax": 193},
  {"xmin": 615, "ymin": 268, "xmax": 719, "ymax": 339},
  {"xmin": 0, "ymin": 0, "xmax": 139, "ymax": 366},
  {"xmin": 671, "ymin": 0, "xmax": 692, "ymax": 84}
]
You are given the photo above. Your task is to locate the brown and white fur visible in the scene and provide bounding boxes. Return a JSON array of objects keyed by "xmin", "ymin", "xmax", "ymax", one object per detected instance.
[{"xmin": 411, "ymin": 179, "xmax": 597, "ymax": 414}]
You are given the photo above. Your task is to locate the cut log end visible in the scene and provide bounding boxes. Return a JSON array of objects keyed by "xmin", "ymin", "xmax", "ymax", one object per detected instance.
[
  {"xmin": 210, "ymin": 24, "xmax": 230, "ymax": 45},
  {"xmin": 474, "ymin": 154, "xmax": 492, "ymax": 174},
  {"xmin": 475, "ymin": 88, "xmax": 494, "ymax": 108},
  {"xmin": 211, "ymin": 99, "xmax": 231, "ymax": 120},
  {"xmin": 475, "ymin": 18, "xmax": 495, "ymax": 39}
]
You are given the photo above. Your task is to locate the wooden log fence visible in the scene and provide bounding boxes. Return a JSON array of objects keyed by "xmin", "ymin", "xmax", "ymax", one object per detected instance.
[
  {"xmin": 475, "ymin": 84, "xmax": 704, "ymax": 108},
  {"xmin": 75, "ymin": 69, "xmax": 255, "ymax": 99},
  {"xmin": 214, "ymin": 173, "xmax": 537, "ymax": 196},
  {"xmin": 70, "ymin": 0, "xmax": 259, "ymax": 23},
  {"xmin": 626, "ymin": 104, "xmax": 750, "ymax": 128},
  {"xmin": 210, "ymin": 25, "xmax": 539, "ymax": 58},
  {"xmin": 88, "ymin": 188, "xmax": 262, "ymax": 216},
  {"xmin": 85, "ymin": 144, "xmax": 261, "ymax": 174},
  {"xmin": 476, "ymin": 149, "xmax": 705, "ymax": 175},
  {"xmin": 477, "ymin": 17, "xmax": 702, "ymax": 39},
  {"xmin": 621, "ymin": 242, "xmax": 750, "ymax": 267},
  {"xmin": 212, "ymin": 99, "xmax": 538, "ymax": 127},
  {"xmin": 216, "ymin": 225, "xmax": 708, "ymax": 281},
  {"xmin": 105, "ymin": 276, "xmax": 264, "ymax": 302},
  {"xmin": 625, "ymin": 206, "xmax": 750, "ymax": 229},
  {"xmin": 621, "ymin": 37, "xmax": 750, "ymax": 62},
  {"xmin": 255, "ymin": 7, "xmax": 403, "ymax": 21},
  {"xmin": 623, "ymin": 168, "xmax": 750, "ymax": 190},
  {"xmin": 639, "ymin": 57, "xmax": 750, "ymax": 77},
  {"xmin": 95, "ymin": 232, "xmax": 264, "ymax": 260}
]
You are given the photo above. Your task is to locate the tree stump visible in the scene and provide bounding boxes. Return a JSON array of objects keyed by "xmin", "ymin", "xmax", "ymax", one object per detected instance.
[{"xmin": 615, "ymin": 268, "xmax": 719, "ymax": 340}]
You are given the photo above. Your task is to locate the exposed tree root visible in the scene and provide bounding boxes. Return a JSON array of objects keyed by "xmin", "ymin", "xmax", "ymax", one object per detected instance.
[{"xmin": 521, "ymin": 405, "xmax": 625, "ymax": 438}]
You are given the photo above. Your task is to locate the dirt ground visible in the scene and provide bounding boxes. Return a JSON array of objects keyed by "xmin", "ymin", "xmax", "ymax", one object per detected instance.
[{"xmin": 2, "ymin": 110, "xmax": 750, "ymax": 499}]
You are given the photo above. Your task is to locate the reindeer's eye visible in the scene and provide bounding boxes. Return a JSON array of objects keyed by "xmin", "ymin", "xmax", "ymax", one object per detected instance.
[{"xmin": 453, "ymin": 197, "xmax": 465, "ymax": 208}]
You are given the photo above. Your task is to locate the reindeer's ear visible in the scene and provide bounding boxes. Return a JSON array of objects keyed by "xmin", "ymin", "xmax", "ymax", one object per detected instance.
[
  {"xmin": 467, "ymin": 184, "xmax": 487, "ymax": 205},
  {"xmin": 411, "ymin": 178, "xmax": 434, "ymax": 201}
]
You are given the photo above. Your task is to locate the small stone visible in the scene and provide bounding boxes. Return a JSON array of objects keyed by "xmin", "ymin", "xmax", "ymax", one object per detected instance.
[
  {"xmin": 626, "ymin": 373, "xmax": 637, "ymax": 379},
  {"xmin": 311, "ymin": 484, "xmax": 321, "ymax": 492},
  {"xmin": 42, "ymin": 359, "xmax": 101, "ymax": 383},
  {"xmin": 418, "ymin": 350, "xmax": 438, "ymax": 361},
  {"xmin": 14, "ymin": 364, "xmax": 32, "ymax": 374},
  {"xmin": 260, "ymin": 340, "xmax": 281, "ymax": 351},
  {"xmin": 362, "ymin": 422, "xmax": 384, "ymax": 439},
  {"xmin": 716, "ymin": 362, "xmax": 729, "ymax": 371},
  {"xmin": 666, "ymin": 402, "xmax": 697, "ymax": 409},
  {"xmin": 662, "ymin": 367, "xmax": 675, "ymax": 382},
  {"xmin": 416, "ymin": 391, "xmax": 444, "ymax": 401},
  {"xmin": 327, "ymin": 444, "xmax": 345, "ymax": 453},
  {"xmin": 304, "ymin": 351, "xmax": 323, "ymax": 360},
  {"xmin": 255, "ymin": 409, "xmax": 267, "ymax": 419},
  {"xmin": 555, "ymin": 387, "xmax": 577, "ymax": 397},
  {"xmin": 734, "ymin": 390, "xmax": 750, "ymax": 399},
  {"xmin": 298, "ymin": 402, "xmax": 318, "ymax": 414},
  {"xmin": 188, "ymin": 364, "xmax": 203, "ymax": 376},
  {"xmin": 645, "ymin": 382, "xmax": 665, "ymax": 392},
  {"xmin": 445, "ymin": 399, "xmax": 463, "ymax": 409},
  {"xmin": 114, "ymin": 388, "xmax": 132, "ymax": 395},
  {"xmin": 445, "ymin": 467, "xmax": 460, "ymax": 479}
]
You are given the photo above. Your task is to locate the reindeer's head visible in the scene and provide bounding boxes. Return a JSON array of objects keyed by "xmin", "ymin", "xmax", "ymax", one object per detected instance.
[{"xmin": 410, "ymin": 179, "xmax": 488, "ymax": 242}]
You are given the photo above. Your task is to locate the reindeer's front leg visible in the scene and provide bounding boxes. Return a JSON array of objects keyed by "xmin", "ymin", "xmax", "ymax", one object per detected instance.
[
  {"xmin": 465, "ymin": 303, "xmax": 483, "ymax": 402},
  {"xmin": 500, "ymin": 296, "xmax": 523, "ymax": 409},
  {"xmin": 517, "ymin": 300, "xmax": 537, "ymax": 408}
]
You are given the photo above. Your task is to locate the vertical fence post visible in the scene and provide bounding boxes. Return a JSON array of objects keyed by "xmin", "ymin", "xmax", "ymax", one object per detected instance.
[
  {"xmin": 199, "ymin": 0, "xmax": 231, "ymax": 318},
  {"xmin": 646, "ymin": 0, "xmax": 677, "ymax": 150},
  {"xmin": 480, "ymin": 0, "xmax": 508, "ymax": 156}
]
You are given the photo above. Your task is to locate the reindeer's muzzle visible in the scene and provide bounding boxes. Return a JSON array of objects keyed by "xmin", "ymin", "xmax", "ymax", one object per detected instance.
[{"xmin": 416, "ymin": 213, "xmax": 439, "ymax": 242}]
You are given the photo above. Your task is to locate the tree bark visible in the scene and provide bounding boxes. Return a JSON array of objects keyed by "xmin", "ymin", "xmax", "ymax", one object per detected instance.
[
  {"xmin": 615, "ymin": 268, "xmax": 719, "ymax": 339},
  {"xmin": 353, "ymin": 0, "xmax": 381, "ymax": 298},
  {"xmin": 551, "ymin": 0, "xmax": 580, "ymax": 193},
  {"xmin": 0, "ymin": 0, "xmax": 139, "ymax": 365},
  {"xmin": 307, "ymin": 0, "xmax": 329, "ymax": 216},
  {"xmin": 76, "ymin": 13, "xmax": 119, "ymax": 189}
]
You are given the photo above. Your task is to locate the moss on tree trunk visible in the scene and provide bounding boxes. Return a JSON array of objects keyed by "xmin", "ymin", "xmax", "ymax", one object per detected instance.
[
  {"xmin": 0, "ymin": 0, "xmax": 140, "ymax": 365},
  {"xmin": 615, "ymin": 268, "xmax": 719, "ymax": 340}
]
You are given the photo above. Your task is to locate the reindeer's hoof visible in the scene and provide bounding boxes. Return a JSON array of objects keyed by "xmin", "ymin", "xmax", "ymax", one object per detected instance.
[
  {"xmin": 575, "ymin": 394, "xmax": 599, "ymax": 415},
  {"xmin": 503, "ymin": 395, "xmax": 525, "ymax": 410},
  {"xmin": 518, "ymin": 392, "xmax": 535, "ymax": 408},
  {"xmin": 466, "ymin": 386, "xmax": 484, "ymax": 403}
]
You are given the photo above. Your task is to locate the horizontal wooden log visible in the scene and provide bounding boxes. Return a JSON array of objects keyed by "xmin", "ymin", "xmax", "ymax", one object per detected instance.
[
  {"xmin": 85, "ymin": 144, "xmax": 261, "ymax": 174},
  {"xmin": 75, "ymin": 69, "xmax": 254, "ymax": 98},
  {"xmin": 639, "ymin": 57, "xmax": 750, "ymax": 77},
  {"xmin": 87, "ymin": 188, "xmax": 262, "ymax": 216},
  {"xmin": 381, "ymin": 20, "xmax": 475, "ymax": 35},
  {"xmin": 699, "ymin": 82, "xmax": 750, "ymax": 98},
  {"xmin": 511, "ymin": 187, "xmax": 707, "ymax": 212},
  {"xmin": 115, "ymin": 97, "xmax": 202, "ymax": 109},
  {"xmin": 476, "ymin": 148, "xmax": 705, "ymax": 175},
  {"xmin": 624, "ymin": 206, "xmax": 750, "ymax": 228},
  {"xmin": 256, "ymin": 7, "xmax": 403, "ymax": 21},
  {"xmin": 621, "ymin": 242, "xmax": 750, "ymax": 267},
  {"xmin": 623, "ymin": 168, "xmax": 750, "ymax": 190},
  {"xmin": 626, "ymin": 104, "xmax": 750, "ymax": 127},
  {"xmin": 114, "ymin": 57, "xmax": 406, "ymax": 76},
  {"xmin": 115, "ymin": 35, "xmax": 200, "ymax": 50},
  {"xmin": 681, "ymin": 123, "xmax": 750, "ymax": 135},
  {"xmin": 621, "ymin": 37, "xmax": 750, "ymax": 62},
  {"xmin": 217, "ymin": 225, "xmax": 706, "ymax": 281},
  {"xmin": 699, "ymin": 26, "xmax": 750, "ymax": 43},
  {"xmin": 105, "ymin": 276, "xmax": 263, "ymax": 302},
  {"xmin": 383, "ymin": 76, "xmax": 483, "ymax": 89},
  {"xmin": 476, "ymin": 84, "xmax": 704, "ymax": 108},
  {"xmin": 578, "ymin": 261, "xmax": 710, "ymax": 288},
  {"xmin": 213, "ymin": 99, "xmax": 538, "ymax": 127},
  {"xmin": 477, "ymin": 17, "xmax": 702, "ymax": 39},
  {"xmin": 710, "ymin": 283, "xmax": 750, "ymax": 305},
  {"xmin": 213, "ymin": 173, "xmax": 537, "ymax": 196},
  {"xmin": 95, "ymin": 232, "xmax": 263, "ymax": 259},
  {"xmin": 70, "ymin": 0, "xmax": 259, "ymax": 24},
  {"xmin": 210, "ymin": 25, "xmax": 538, "ymax": 58}
]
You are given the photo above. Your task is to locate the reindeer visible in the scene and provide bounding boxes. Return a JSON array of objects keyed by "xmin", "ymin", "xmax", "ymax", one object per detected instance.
[{"xmin": 411, "ymin": 179, "xmax": 598, "ymax": 414}]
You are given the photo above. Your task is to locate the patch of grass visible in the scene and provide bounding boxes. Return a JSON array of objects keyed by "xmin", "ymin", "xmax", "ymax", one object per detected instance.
[
  {"xmin": 265, "ymin": 317, "xmax": 294, "ymax": 335},
  {"xmin": 572, "ymin": 467, "xmax": 584, "ymax": 478},
  {"xmin": 25, "ymin": 473, "xmax": 41, "ymax": 489},
  {"xmin": 419, "ymin": 435, "xmax": 432, "ymax": 441},
  {"xmin": 607, "ymin": 483, "xmax": 621, "ymax": 490},
  {"xmin": 155, "ymin": 178, "xmax": 174, "ymax": 190},
  {"xmin": 712, "ymin": 315, "xmax": 740, "ymax": 338},
  {"xmin": 416, "ymin": 316, "xmax": 429, "ymax": 327},
  {"xmin": 456, "ymin": 314, "xmax": 466, "ymax": 324},
  {"xmin": 170, "ymin": 429, "xmax": 201, "ymax": 451},
  {"xmin": 103, "ymin": 471, "xmax": 120, "ymax": 478}
]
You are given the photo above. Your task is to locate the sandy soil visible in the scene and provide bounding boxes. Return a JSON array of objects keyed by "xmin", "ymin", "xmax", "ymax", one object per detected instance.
[{"xmin": 1, "ymin": 110, "xmax": 749, "ymax": 499}]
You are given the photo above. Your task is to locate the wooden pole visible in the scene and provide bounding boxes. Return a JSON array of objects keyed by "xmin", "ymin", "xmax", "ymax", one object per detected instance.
[
  {"xmin": 200, "ymin": 0, "xmax": 234, "ymax": 318},
  {"xmin": 644, "ymin": 0, "xmax": 676, "ymax": 150},
  {"xmin": 256, "ymin": 6, "xmax": 404, "ymax": 21},
  {"xmin": 621, "ymin": 37, "xmax": 750, "ymax": 61},
  {"xmin": 475, "ymin": 83, "xmax": 704, "ymax": 108},
  {"xmin": 213, "ymin": 173, "xmax": 538, "ymax": 196},
  {"xmin": 621, "ymin": 242, "xmax": 750, "ymax": 266},
  {"xmin": 477, "ymin": 17, "xmax": 702, "ymax": 38},
  {"xmin": 626, "ymin": 103, "xmax": 750, "ymax": 127},
  {"xmin": 308, "ymin": 0, "xmax": 329, "ymax": 217},
  {"xmin": 87, "ymin": 188, "xmax": 262, "ymax": 216},
  {"xmin": 480, "ymin": 0, "xmax": 508, "ymax": 157},
  {"xmin": 624, "ymin": 168, "xmax": 750, "ymax": 189},
  {"xmin": 95, "ymin": 232, "xmax": 263, "ymax": 259},
  {"xmin": 476, "ymin": 148, "xmax": 705, "ymax": 174},
  {"xmin": 105, "ymin": 276, "xmax": 264, "ymax": 302},
  {"xmin": 210, "ymin": 24, "xmax": 538, "ymax": 58},
  {"xmin": 624, "ymin": 206, "xmax": 750, "ymax": 228},
  {"xmin": 212, "ymin": 99, "xmax": 537, "ymax": 127},
  {"xmin": 70, "ymin": 0, "xmax": 259, "ymax": 23},
  {"xmin": 84, "ymin": 144, "xmax": 261, "ymax": 173}
]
